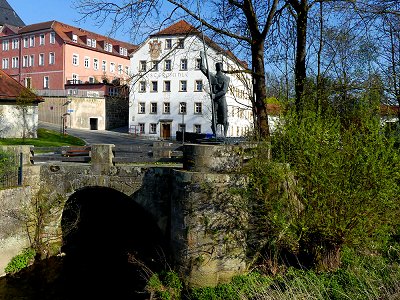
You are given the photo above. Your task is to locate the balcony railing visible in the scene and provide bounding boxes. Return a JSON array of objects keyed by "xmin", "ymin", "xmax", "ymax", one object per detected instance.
[{"xmin": 36, "ymin": 89, "xmax": 105, "ymax": 98}]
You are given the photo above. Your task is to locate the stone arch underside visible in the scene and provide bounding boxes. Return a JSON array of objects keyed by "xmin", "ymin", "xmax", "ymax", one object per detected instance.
[{"xmin": 59, "ymin": 186, "xmax": 170, "ymax": 298}]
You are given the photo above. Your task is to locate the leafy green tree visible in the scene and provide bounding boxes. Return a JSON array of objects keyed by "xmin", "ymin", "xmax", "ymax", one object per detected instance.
[{"xmin": 247, "ymin": 107, "xmax": 400, "ymax": 272}]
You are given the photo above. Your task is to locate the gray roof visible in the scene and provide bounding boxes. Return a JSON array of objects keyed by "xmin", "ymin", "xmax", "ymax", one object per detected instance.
[{"xmin": 0, "ymin": 0, "xmax": 25, "ymax": 27}]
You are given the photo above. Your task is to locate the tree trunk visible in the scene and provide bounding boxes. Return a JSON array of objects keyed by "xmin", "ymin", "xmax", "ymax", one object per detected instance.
[
  {"xmin": 251, "ymin": 41, "xmax": 270, "ymax": 139},
  {"xmin": 294, "ymin": 1, "xmax": 308, "ymax": 116}
]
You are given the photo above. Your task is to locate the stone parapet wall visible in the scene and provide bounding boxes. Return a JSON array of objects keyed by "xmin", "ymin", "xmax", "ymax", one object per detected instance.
[
  {"xmin": 0, "ymin": 187, "xmax": 32, "ymax": 275},
  {"xmin": 171, "ymin": 166, "xmax": 249, "ymax": 287}
]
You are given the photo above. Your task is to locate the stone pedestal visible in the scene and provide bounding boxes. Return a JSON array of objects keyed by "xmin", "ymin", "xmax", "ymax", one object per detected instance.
[
  {"xmin": 90, "ymin": 144, "xmax": 114, "ymax": 174},
  {"xmin": 171, "ymin": 143, "xmax": 252, "ymax": 288}
]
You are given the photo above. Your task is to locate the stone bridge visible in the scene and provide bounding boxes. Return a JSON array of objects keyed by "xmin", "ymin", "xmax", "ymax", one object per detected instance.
[{"xmin": 0, "ymin": 143, "xmax": 253, "ymax": 287}]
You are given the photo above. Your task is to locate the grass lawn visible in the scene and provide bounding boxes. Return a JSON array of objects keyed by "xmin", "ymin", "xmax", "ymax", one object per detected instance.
[{"xmin": 0, "ymin": 128, "xmax": 85, "ymax": 147}]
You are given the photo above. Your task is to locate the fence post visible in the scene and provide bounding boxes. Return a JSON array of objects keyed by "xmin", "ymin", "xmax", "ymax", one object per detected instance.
[{"xmin": 17, "ymin": 152, "xmax": 23, "ymax": 186}]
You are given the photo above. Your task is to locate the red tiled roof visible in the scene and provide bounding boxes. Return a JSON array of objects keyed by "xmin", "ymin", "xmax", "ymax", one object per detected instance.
[
  {"xmin": 152, "ymin": 20, "xmax": 200, "ymax": 36},
  {"xmin": 150, "ymin": 20, "xmax": 249, "ymax": 69},
  {"xmin": 18, "ymin": 20, "xmax": 138, "ymax": 55},
  {"xmin": 0, "ymin": 69, "xmax": 43, "ymax": 102}
]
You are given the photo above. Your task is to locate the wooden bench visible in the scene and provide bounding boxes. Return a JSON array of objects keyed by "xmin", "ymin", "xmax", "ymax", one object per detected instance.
[{"xmin": 61, "ymin": 147, "xmax": 91, "ymax": 157}]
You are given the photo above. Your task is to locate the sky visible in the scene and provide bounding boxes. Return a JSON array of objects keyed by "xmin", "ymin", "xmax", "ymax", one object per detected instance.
[{"xmin": 8, "ymin": 0, "xmax": 131, "ymax": 42}]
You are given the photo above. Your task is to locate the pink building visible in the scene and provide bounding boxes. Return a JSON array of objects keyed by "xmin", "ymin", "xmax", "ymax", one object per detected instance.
[{"xmin": 0, "ymin": 20, "xmax": 136, "ymax": 90}]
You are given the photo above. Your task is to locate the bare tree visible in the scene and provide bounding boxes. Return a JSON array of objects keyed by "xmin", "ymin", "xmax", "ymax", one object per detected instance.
[{"xmin": 73, "ymin": 0, "xmax": 288, "ymax": 138}]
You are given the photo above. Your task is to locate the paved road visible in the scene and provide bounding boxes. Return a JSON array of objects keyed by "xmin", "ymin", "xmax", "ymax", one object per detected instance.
[{"xmin": 39, "ymin": 122, "xmax": 155, "ymax": 146}]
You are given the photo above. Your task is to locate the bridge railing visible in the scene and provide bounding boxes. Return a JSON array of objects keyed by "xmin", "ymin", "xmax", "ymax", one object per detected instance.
[{"xmin": 29, "ymin": 143, "xmax": 183, "ymax": 164}]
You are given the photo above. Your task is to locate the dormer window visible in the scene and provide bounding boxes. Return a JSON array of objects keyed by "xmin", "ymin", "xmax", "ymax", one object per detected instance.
[
  {"xmin": 104, "ymin": 42, "xmax": 113, "ymax": 52},
  {"xmin": 119, "ymin": 47, "xmax": 127, "ymax": 56},
  {"xmin": 72, "ymin": 34, "xmax": 78, "ymax": 43}
]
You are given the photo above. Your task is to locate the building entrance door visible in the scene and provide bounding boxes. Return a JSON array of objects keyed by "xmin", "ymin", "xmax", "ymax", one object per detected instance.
[
  {"xmin": 90, "ymin": 118, "xmax": 98, "ymax": 130},
  {"xmin": 160, "ymin": 123, "xmax": 171, "ymax": 139}
]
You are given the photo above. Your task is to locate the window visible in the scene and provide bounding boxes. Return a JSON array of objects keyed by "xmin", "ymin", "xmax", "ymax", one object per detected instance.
[
  {"xmin": 195, "ymin": 58, "xmax": 201, "ymax": 69},
  {"xmin": 151, "ymin": 60, "xmax": 159, "ymax": 71},
  {"xmin": 2, "ymin": 40, "xmax": 9, "ymax": 51},
  {"xmin": 39, "ymin": 53, "xmax": 44, "ymax": 66},
  {"xmin": 178, "ymin": 123, "xmax": 186, "ymax": 132},
  {"xmin": 2, "ymin": 58, "xmax": 9, "ymax": 69},
  {"xmin": 12, "ymin": 39, "xmax": 19, "ymax": 49},
  {"xmin": 163, "ymin": 102, "xmax": 170, "ymax": 114},
  {"xmin": 177, "ymin": 38, "xmax": 184, "ymax": 49},
  {"xmin": 39, "ymin": 34, "xmax": 45, "ymax": 45},
  {"xmin": 72, "ymin": 34, "xmax": 78, "ymax": 43},
  {"xmin": 118, "ymin": 64, "xmax": 123, "ymax": 74},
  {"xmin": 165, "ymin": 39, "xmax": 172, "ymax": 49},
  {"xmin": 125, "ymin": 66, "xmax": 130, "ymax": 76},
  {"xmin": 194, "ymin": 124, "xmax": 201, "ymax": 133},
  {"xmin": 22, "ymin": 55, "xmax": 28, "ymax": 67},
  {"xmin": 23, "ymin": 37, "xmax": 28, "ymax": 48},
  {"xmin": 180, "ymin": 80, "xmax": 187, "ymax": 92},
  {"xmin": 25, "ymin": 77, "xmax": 32, "ymax": 89},
  {"xmin": 72, "ymin": 54, "xmax": 79, "ymax": 66},
  {"xmin": 93, "ymin": 58, "xmax": 99, "ymax": 70},
  {"xmin": 89, "ymin": 77, "xmax": 95, "ymax": 84},
  {"xmin": 102, "ymin": 60, "xmax": 107, "ymax": 72},
  {"xmin": 119, "ymin": 47, "xmax": 127, "ymax": 56},
  {"xmin": 43, "ymin": 76, "xmax": 49, "ymax": 89},
  {"xmin": 11, "ymin": 57, "xmax": 18, "ymax": 69},
  {"xmin": 195, "ymin": 80, "xmax": 203, "ymax": 92},
  {"xmin": 180, "ymin": 59, "xmax": 187, "ymax": 70},
  {"xmin": 150, "ymin": 123, "xmax": 157, "ymax": 134},
  {"xmin": 87, "ymin": 38, "xmax": 97, "ymax": 48},
  {"xmin": 150, "ymin": 102, "xmax": 158, "ymax": 114},
  {"xmin": 194, "ymin": 102, "xmax": 202, "ymax": 114},
  {"xmin": 139, "ymin": 123, "xmax": 145, "ymax": 134},
  {"xmin": 139, "ymin": 81, "xmax": 146, "ymax": 92},
  {"xmin": 29, "ymin": 36, "xmax": 35, "ymax": 47},
  {"xmin": 151, "ymin": 81, "xmax": 158, "ymax": 92},
  {"xmin": 104, "ymin": 42, "xmax": 113, "ymax": 52},
  {"xmin": 109, "ymin": 87, "xmax": 119, "ymax": 96},
  {"xmin": 72, "ymin": 74, "xmax": 79, "ymax": 83},
  {"xmin": 139, "ymin": 60, "xmax": 146, "ymax": 72},
  {"xmin": 164, "ymin": 81, "xmax": 171, "ymax": 92},
  {"xmin": 50, "ymin": 32, "xmax": 55, "ymax": 44},
  {"xmin": 110, "ymin": 62, "xmax": 115, "ymax": 73},
  {"xmin": 179, "ymin": 102, "xmax": 187, "ymax": 114},
  {"xmin": 49, "ymin": 52, "xmax": 55, "ymax": 65},
  {"xmin": 164, "ymin": 59, "xmax": 171, "ymax": 71},
  {"xmin": 138, "ymin": 102, "xmax": 145, "ymax": 114},
  {"xmin": 29, "ymin": 55, "xmax": 34, "ymax": 67},
  {"xmin": 84, "ymin": 57, "xmax": 90, "ymax": 68}
]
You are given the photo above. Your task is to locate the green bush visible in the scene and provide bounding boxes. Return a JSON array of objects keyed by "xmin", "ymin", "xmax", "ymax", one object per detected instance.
[
  {"xmin": 146, "ymin": 270, "xmax": 183, "ymax": 300},
  {"xmin": 5, "ymin": 248, "xmax": 35, "ymax": 274},
  {"xmin": 248, "ymin": 108, "xmax": 400, "ymax": 271}
]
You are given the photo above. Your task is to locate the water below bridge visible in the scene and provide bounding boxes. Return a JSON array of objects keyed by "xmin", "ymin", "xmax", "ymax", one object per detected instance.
[{"xmin": 0, "ymin": 187, "xmax": 169, "ymax": 300}]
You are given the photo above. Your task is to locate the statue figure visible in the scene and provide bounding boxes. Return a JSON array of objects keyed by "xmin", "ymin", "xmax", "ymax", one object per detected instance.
[{"xmin": 200, "ymin": 51, "xmax": 230, "ymax": 137}]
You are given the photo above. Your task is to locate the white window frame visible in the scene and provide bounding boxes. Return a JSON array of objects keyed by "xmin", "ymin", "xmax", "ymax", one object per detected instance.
[
  {"xmin": 195, "ymin": 80, "xmax": 203, "ymax": 92},
  {"xmin": 11, "ymin": 57, "xmax": 18, "ymax": 69},
  {"xmin": 39, "ymin": 53, "xmax": 44, "ymax": 66},
  {"xmin": 163, "ymin": 102, "xmax": 170, "ymax": 114},
  {"xmin": 165, "ymin": 39, "xmax": 172, "ymax": 49},
  {"xmin": 2, "ymin": 58, "xmax": 9, "ymax": 69},
  {"xmin": 180, "ymin": 59, "xmax": 188, "ymax": 71},
  {"xmin": 180, "ymin": 80, "xmax": 187, "ymax": 92},
  {"xmin": 151, "ymin": 81, "xmax": 158, "ymax": 92},
  {"xmin": 39, "ymin": 34, "xmax": 45, "ymax": 45},
  {"xmin": 164, "ymin": 59, "xmax": 172, "ymax": 71},
  {"xmin": 164, "ymin": 80, "xmax": 171, "ymax": 92},
  {"xmin": 139, "ymin": 81, "xmax": 146, "ymax": 92},
  {"xmin": 49, "ymin": 52, "xmax": 55, "ymax": 65},
  {"xmin": 93, "ymin": 58, "xmax": 99, "ymax": 70},
  {"xmin": 2, "ymin": 40, "xmax": 9, "ymax": 51},
  {"xmin": 179, "ymin": 102, "xmax": 187, "ymax": 114},
  {"xmin": 50, "ymin": 32, "xmax": 56, "ymax": 44},
  {"xmin": 29, "ymin": 35, "xmax": 35, "ymax": 47},
  {"xmin": 72, "ymin": 54, "xmax": 79, "ymax": 66},
  {"xmin": 102, "ymin": 60, "xmax": 107, "ymax": 72},
  {"xmin": 138, "ymin": 102, "xmax": 146, "ymax": 114},
  {"xmin": 110, "ymin": 62, "xmax": 115, "ymax": 73},
  {"xmin": 12, "ymin": 39, "xmax": 19, "ymax": 49},
  {"xmin": 194, "ymin": 102, "xmax": 202, "ymax": 114},
  {"xmin": 43, "ymin": 76, "xmax": 49, "ymax": 89},
  {"xmin": 150, "ymin": 123, "xmax": 157, "ymax": 134},
  {"xmin": 29, "ymin": 54, "xmax": 34, "ymax": 67},
  {"xmin": 22, "ymin": 55, "xmax": 28, "ymax": 67},
  {"xmin": 150, "ymin": 102, "xmax": 158, "ymax": 114},
  {"xmin": 23, "ymin": 37, "xmax": 28, "ymax": 48},
  {"xmin": 84, "ymin": 56, "xmax": 90, "ymax": 69}
]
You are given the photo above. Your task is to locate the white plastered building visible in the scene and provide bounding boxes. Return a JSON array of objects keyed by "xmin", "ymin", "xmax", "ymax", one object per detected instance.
[{"xmin": 129, "ymin": 20, "xmax": 253, "ymax": 140}]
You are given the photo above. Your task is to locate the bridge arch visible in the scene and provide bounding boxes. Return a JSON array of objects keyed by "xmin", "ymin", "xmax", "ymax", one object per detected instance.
[{"xmin": 60, "ymin": 186, "xmax": 169, "ymax": 271}]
